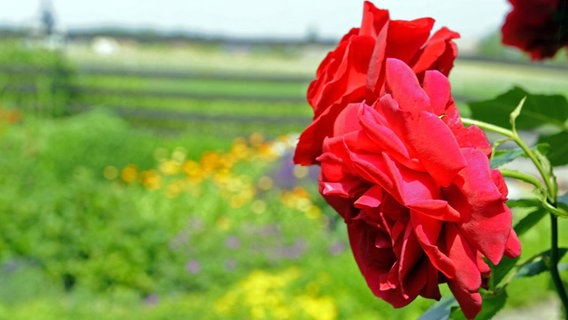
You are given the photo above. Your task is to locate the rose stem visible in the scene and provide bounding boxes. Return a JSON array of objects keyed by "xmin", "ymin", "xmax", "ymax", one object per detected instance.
[{"xmin": 550, "ymin": 212, "xmax": 568, "ymax": 316}]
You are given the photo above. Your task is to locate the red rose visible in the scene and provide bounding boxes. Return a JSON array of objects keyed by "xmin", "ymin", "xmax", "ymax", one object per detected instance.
[
  {"xmin": 294, "ymin": 1, "xmax": 459, "ymax": 166},
  {"xmin": 317, "ymin": 58, "xmax": 521, "ymax": 319},
  {"xmin": 501, "ymin": 0, "xmax": 568, "ymax": 60}
]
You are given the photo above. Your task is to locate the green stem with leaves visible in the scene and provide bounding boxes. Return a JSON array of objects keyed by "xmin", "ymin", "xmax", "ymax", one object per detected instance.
[
  {"xmin": 462, "ymin": 117, "xmax": 568, "ymax": 314},
  {"xmin": 550, "ymin": 213, "xmax": 568, "ymax": 314}
]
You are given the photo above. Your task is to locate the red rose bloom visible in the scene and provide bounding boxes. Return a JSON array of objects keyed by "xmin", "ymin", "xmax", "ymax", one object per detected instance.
[
  {"xmin": 294, "ymin": 1, "xmax": 459, "ymax": 165},
  {"xmin": 501, "ymin": 0, "xmax": 568, "ymax": 60},
  {"xmin": 317, "ymin": 58, "xmax": 521, "ymax": 319}
]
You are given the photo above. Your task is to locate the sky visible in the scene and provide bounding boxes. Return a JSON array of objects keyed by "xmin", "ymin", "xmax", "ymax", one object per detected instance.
[{"xmin": 1, "ymin": 0, "xmax": 511, "ymax": 42}]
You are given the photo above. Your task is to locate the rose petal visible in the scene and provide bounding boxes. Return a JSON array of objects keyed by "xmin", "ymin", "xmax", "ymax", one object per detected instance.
[
  {"xmin": 422, "ymin": 70, "xmax": 452, "ymax": 115},
  {"xmin": 411, "ymin": 214, "xmax": 456, "ymax": 278},
  {"xmin": 411, "ymin": 27, "xmax": 460, "ymax": 76},
  {"xmin": 334, "ymin": 102, "xmax": 364, "ymax": 136},
  {"xmin": 386, "ymin": 18, "xmax": 435, "ymax": 63},
  {"xmin": 445, "ymin": 224, "xmax": 482, "ymax": 320},
  {"xmin": 360, "ymin": 1, "xmax": 390, "ymax": 37},
  {"xmin": 454, "ymin": 148, "xmax": 514, "ymax": 265},
  {"xmin": 408, "ymin": 200, "xmax": 461, "ymax": 222},
  {"xmin": 382, "ymin": 104, "xmax": 466, "ymax": 187},
  {"xmin": 355, "ymin": 185, "xmax": 384, "ymax": 209},
  {"xmin": 504, "ymin": 229, "xmax": 522, "ymax": 258},
  {"xmin": 384, "ymin": 58, "xmax": 430, "ymax": 113},
  {"xmin": 398, "ymin": 224, "xmax": 429, "ymax": 299},
  {"xmin": 348, "ymin": 151, "xmax": 395, "ymax": 192}
]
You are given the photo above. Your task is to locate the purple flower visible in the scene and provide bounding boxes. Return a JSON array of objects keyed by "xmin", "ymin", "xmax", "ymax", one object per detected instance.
[
  {"xmin": 186, "ymin": 260, "xmax": 201, "ymax": 274},
  {"xmin": 225, "ymin": 235, "xmax": 241, "ymax": 249},
  {"xmin": 328, "ymin": 241, "xmax": 346, "ymax": 256},
  {"xmin": 144, "ymin": 294, "xmax": 159, "ymax": 306}
]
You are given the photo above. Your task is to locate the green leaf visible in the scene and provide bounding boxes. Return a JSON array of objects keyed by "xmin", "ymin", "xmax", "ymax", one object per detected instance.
[
  {"xmin": 418, "ymin": 296, "xmax": 458, "ymax": 320},
  {"xmin": 514, "ymin": 208, "xmax": 547, "ymax": 237},
  {"xmin": 490, "ymin": 148, "xmax": 525, "ymax": 168},
  {"xmin": 468, "ymin": 87, "xmax": 568, "ymax": 131},
  {"xmin": 537, "ymin": 131, "xmax": 568, "ymax": 166},
  {"xmin": 535, "ymin": 143, "xmax": 550, "ymax": 156},
  {"xmin": 515, "ymin": 259, "xmax": 548, "ymax": 279},
  {"xmin": 491, "ymin": 256, "xmax": 520, "ymax": 287},
  {"xmin": 507, "ymin": 198, "xmax": 542, "ymax": 208},
  {"xmin": 449, "ymin": 290, "xmax": 508, "ymax": 320},
  {"xmin": 515, "ymin": 248, "xmax": 568, "ymax": 279}
]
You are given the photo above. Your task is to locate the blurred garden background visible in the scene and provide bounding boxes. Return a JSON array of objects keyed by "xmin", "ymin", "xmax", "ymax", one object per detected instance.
[{"xmin": 0, "ymin": 1, "xmax": 567, "ymax": 319}]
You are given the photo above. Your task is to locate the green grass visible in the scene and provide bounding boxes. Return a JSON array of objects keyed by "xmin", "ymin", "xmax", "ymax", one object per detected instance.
[
  {"xmin": 74, "ymin": 95, "xmax": 310, "ymax": 117},
  {"xmin": 73, "ymin": 74, "xmax": 309, "ymax": 98},
  {"xmin": 65, "ymin": 42, "xmax": 324, "ymax": 75}
]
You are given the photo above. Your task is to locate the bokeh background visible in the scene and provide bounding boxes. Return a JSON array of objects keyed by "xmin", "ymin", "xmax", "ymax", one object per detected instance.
[{"xmin": 0, "ymin": 1, "xmax": 567, "ymax": 319}]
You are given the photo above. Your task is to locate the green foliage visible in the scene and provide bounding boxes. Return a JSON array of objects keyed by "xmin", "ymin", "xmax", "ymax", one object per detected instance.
[
  {"xmin": 0, "ymin": 41, "xmax": 75, "ymax": 117},
  {"xmin": 490, "ymin": 148, "xmax": 525, "ymax": 168},
  {"xmin": 537, "ymin": 131, "xmax": 568, "ymax": 166},
  {"xmin": 418, "ymin": 296, "xmax": 458, "ymax": 320},
  {"xmin": 0, "ymin": 111, "xmax": 439, "ymax": 319},
  {"xmin": 468, "ymin": 87, "xmax": 568, "ymax": 132},
  {"xmin": 0, "ymin": 111, "xmax": 236, "ymax": 295},
  {"xmin": 469, "ymin": 86, "xmax": 568, "ymax": 167},
  {"xmin": 515, "ymin": 249, "xmax": 568, "ymax": 279}
]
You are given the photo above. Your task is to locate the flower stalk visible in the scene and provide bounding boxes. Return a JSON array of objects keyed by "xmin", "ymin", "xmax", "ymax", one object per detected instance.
[{"xmin": 550, "ymin": 213, "xmax": 568, "ymax": 315}]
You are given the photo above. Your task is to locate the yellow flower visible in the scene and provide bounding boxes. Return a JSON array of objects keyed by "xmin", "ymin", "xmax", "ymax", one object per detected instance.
[
  {"xmin": 200, "ymin": 151, "xmax": 222, "ymax": 174},
  {"xmin": 166, "ymin": 179, "xmax": 186, "ymax": 198},
  {"xmin": 297, "ymin": 295, "xmax": 337, "ymax": 320},
  {"xmin": 120, "ymin": 164, "xmax": 138, "ymax": 184},
  {"xmin": 229, "ymin": 139, "xmax": 251, "ymax": 161},
  {"xmin": 214, "ymin": 268, "xmax": 337, "ymax": 320},
  {"xmin": 159, "ymin": 160, "xmax": 180, "ymax": 176},
  {"xmin": 140, "ymin": 169, "xmax": 161, "ymax": 190},
  {"xmin": 216, "ymin": 215, "xmax": 231, "ymax": 231}
]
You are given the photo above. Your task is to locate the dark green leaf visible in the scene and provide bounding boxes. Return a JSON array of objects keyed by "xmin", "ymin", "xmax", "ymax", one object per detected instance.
[
  {"xmin": 491, "ymin": 256, "xmax": 520, "ymax": 287},
  {"xmin": 418, "ymin": 296, "xmax": 458, "ymax": 320},
  {"xmin": 449, "ymin": 290, "xmax": 508, "ymax": 320},
  {"xmin": 535, "ymin": 143, "xmax": 550, "ymax": 156},
  {"xmin": 506, "ymin": 198, "xmax": 542, "ymax": 208},
  {"xmin": 514, "ymin": 208, "xmax": 547, "ymax": 236},
  {"xmin": 468, "ymin": 87, "xmax": 568, "ymax": 131},
  {"xmin": 515, "ymin": 248, "xmax": 568, "ymax": 279},
  {"xmin": 490, "ymin": 148, "xmax": 525, "ymax": 168},
  {"xmin": 538, "ymin": 131, "xmax": 568, "ymax": 166},
  {"xmin": 515, "ymin": 259, "xmax": 547, "ymax": 279}
]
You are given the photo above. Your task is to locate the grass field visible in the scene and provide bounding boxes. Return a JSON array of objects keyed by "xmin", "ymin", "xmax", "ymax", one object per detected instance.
[{"xmin": 1, "ymin": 40, "xmax": 567, "ymax": 319}]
